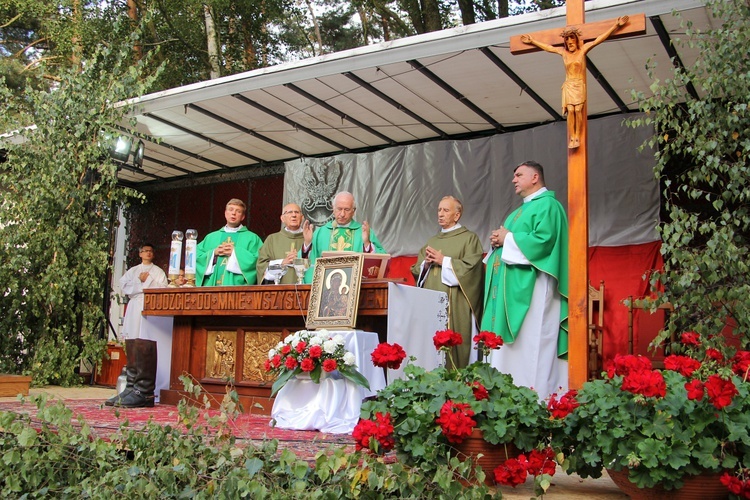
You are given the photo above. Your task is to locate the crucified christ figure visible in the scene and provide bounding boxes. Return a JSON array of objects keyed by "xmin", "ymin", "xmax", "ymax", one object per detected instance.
[{"xmin": 521, "ymin": 16, "xmax": 629, "ymax": 149}]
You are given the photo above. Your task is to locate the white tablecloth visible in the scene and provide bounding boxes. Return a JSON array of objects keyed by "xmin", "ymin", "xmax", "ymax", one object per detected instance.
[
  {"xmin": 271, "ymin": 329, "xmax": 385, "ymax": 434},
  {"xmin": 386, "ymin": 283, "xmax": 448, "ymax": 382}
]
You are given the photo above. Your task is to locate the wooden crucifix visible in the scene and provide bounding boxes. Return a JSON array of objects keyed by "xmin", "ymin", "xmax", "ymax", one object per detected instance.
[{"xmin": 510, "ymin": 4, "xmax": 646, "ymax": 389}]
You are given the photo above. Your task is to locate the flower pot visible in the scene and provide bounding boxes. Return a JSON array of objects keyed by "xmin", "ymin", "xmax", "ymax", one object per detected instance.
[
  {"xmin": 454, "ymin": 429, "xmax": 519, "ymax": 486},
  {"xmin": 606, "ymin": 468, "xmax": 728, "ymax": 500}
]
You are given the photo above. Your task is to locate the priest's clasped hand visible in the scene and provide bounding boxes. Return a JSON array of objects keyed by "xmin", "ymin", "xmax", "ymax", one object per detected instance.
[
  {"xmin": 362, "ymin": 220, "xmax": 371, "ymax": 248},
  {"xmin": 424, "ymin": 246, "xmax": 445, "ymax": 265},
  {"xmin": 490, "ymin": 226, "xmax": 509, "ymax": 249}
]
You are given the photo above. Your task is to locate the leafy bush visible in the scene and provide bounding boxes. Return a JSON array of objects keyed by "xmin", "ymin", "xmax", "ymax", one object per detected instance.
[{"xmin": 0, "ymin": 378, "xmax": 499, "ymax": 498}]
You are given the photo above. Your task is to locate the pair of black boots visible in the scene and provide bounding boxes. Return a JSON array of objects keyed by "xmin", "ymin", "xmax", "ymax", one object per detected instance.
[{"xmin": 105, "ymin": 338, "xmax": 157, "ymax": 408}]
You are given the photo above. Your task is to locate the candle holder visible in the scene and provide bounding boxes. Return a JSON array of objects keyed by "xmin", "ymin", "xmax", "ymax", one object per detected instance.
[
  {"xmin": 184, "ymin": 229, "xmax": 198, "ymax": 287},
  {"xmin": 168, "ymin": 230, "xmax": 184, "ymax": 287}
]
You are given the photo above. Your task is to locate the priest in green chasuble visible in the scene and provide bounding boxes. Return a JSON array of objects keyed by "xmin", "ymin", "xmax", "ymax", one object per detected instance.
[
  {"xmin": 482, "ymin": 161, "xmax": 569, "ymax": 401},
  {"xmin": 411, "ymin": 196, "xmax": 484, "ymax": 369},
  {"xmin": 257, "ymin": 203, "xmax": 306, "ymax": 284},
  {"xmin": 196, "ymin": 198, "xmax": 263, "ymax": 286},
  {"xmin": 301, "ymin": 191, "xmax": 385, "ymax": 283}
]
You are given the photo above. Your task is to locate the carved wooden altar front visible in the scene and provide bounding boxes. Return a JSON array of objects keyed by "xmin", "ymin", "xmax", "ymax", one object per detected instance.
[{"xmin": 142, "ymin": 282, "xmax": 389, "ymax": 414}]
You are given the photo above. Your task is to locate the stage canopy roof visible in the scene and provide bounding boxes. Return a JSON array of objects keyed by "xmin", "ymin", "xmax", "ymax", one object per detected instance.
[{"xmin": 116, "ymin": 0, "xmax": 716, "ymax": 188}]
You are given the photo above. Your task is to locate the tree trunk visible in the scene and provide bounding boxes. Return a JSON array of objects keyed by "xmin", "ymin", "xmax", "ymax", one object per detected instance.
[
  {"xmin": 457, "ymin": 0, "xmax": 475, "ymax": 25},
  {"xmin": 421, "ymin": 0, "xmax": 442, "ymax": 32},
  {"xmin": 203, "ymin": 3, "xmax": 221, "ymax": 79},
  {"xmin": 498, "ymin": 0, "xmax": 508, "ymax": 18},
  {"xmin": 304, "ymin": 0, "xmax": 324, "ymax": 56}
]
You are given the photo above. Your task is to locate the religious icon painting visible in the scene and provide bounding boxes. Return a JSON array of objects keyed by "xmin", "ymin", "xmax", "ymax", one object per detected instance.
[{"xmin": 306, "ymin": 254, "xmax": 364, "ymax": 330}]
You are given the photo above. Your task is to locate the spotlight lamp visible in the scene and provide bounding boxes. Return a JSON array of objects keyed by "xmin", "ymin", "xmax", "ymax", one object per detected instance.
[
  {"xmin": 132, "ymin": 140, "xmax": 145, "ymax": 169},
  {"xmin": 110, "ymin": 136, "xmax": 132, "ymax": 162}
]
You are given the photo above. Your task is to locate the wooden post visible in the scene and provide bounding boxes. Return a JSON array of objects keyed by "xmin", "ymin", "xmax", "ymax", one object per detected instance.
[{"xmin": 510, "ymin": 4, "xmax": 645, "ymax": 389}]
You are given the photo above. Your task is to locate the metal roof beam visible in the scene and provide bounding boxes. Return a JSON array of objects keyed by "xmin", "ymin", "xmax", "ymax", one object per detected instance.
[
  {"xmin": 186, "ymin": 103, "xmax": 304, "ymax": 157},
  {"xmin": 231, "ymin": 94, "xmax": 349, "ymax": 152},
  {"xmin": 343, "ymin": 72, "xmax": 448, "ymax": 138},
  {"xmin": 585, "ymin": 57, "xmax": 629, "ymax": 113},
  {"xmin": 284, "ymin": 83, "xmax": 397, "ymax": 145},
  {"xmin": 144, "ymin": 113, "xmax": 265, "ymax": 165},
  {"xmin": 114, "ymin": 125, "xmax": 232, "ymax": 171},
  {"xmin": 479, "ymin": 47, "xmax": 561, "ymax": 121},
  {"xmin": 407, "ymin": 59, "xmax": 505, "ymax": 132},
  {"xmin": 650, "ymin": 15, "xmax": 699, "ymax": 100}
]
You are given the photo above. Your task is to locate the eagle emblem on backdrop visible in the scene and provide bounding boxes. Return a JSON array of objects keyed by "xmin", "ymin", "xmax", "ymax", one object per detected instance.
[{"xmin": 301, "ymin": 160, "xmax": 342, "ymax": 226}]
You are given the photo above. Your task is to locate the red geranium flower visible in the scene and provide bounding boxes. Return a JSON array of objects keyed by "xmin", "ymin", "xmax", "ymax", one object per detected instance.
[
  {"xmin": 433, "ymin": 329, "xmax": 463, "ymax": 350},
  {"xmin": 493, "ymin": 457, "xmax": 528, "ymax": 487},
  {"xmin": 300, "ymin": 357, "xmax": 315, "ymax": 372},
  {"xmin": 705, "ymin": 348, "xmax": 724, "ymax": 362},
  {"xmin": 523, "ymin": 448, "xmax": 557, "ymax": 477},
  {"xmin": 704, "ymin": 375, "xmax": 738, "ymax": 410},
  {"xmin": 664, "ymin": 355, "xmax": 702, "ymax": 377},
  {"xmin": 731, "ymin": 351, "xmax": 750, "ymax": 379},
  {"xmin": 322, "ymin": 358, "xmax": 338, "ymax": 372},
  {"xmin": 680, "ymin": 331, "xmax": 701, "ymax": 346},
  {"xmin": 547, "ymin": 389, "xmax": 579, "ymax": 419},
  {"xmin": 621, "ymin": 369, "xmax": 666, "ymax": 398},
  {"xmin": 353, "ymin": 412, "xmax": 395, "ymax": 454},
  {"xmin": 435, "ymin": 400, "xmax": 476, "ymax": 444},
  {"xmin": 685, "ymin": 379, "xmax": 705, "ymax": 401},
  {"xmin": 470, "ymin": 381, "xmax": 489, "ymax": 401},
  {"xmin": 720, "ymin": 471, "xmax": 744, "ymax": 495},
  {"xmin": 371, "ymin": 342, "xmax": 407, "ymax": 369},
  {"xmin": 605, "ymin": 354, "xmax": 653, "ymax": 379},
  {"xmin": 308, "ymin": 345, "xmax": 323, "ymax": 359},
  {"xmin": 473, "ymin": 330, "xmax": 504, "ymax": 350}
]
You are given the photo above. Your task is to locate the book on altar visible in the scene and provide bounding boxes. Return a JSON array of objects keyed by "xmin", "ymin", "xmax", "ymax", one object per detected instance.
[{"xmin": 321, "ymin": 251, "xmax": 391, "ymax": 279}]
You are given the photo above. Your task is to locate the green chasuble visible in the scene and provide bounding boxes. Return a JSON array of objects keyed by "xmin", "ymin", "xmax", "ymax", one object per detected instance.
[
  {"xmin": 256, "ymin": 229, "xmax": 305, "ymax": 284},
  {"xmin": 411, "ymin": 226, "xmax": 484, "ymax": 368},
  {"xmin": 196, "ymin": 226, "xmax": 263, "ymax": 286},
  {"xmin": 303, "ymin": 220, "xmax": 385, "ymax": 283},
  {"xmin": 481, "ymin": 190, "xmax": 569, "ymax": 357}
]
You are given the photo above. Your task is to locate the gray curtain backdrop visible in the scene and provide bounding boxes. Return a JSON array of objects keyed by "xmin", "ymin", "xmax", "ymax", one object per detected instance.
[{"xmin": 283, "ymin": 114, "xmax": 658, "ymax": 256}]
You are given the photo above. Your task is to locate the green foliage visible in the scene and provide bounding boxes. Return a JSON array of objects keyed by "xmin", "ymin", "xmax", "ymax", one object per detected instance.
[
  {"xmin": 361, "ymin": 360, "xmax": 550, "ymax": 473},
  {"xmin": 0, "ymin": 389, "xmax": 497, "ymax": 498},
  {"xmin": 628, "ymin": 0, "xmax": 750, "ymax": 345},
  {"xmin": 0, "ymin": 31, "xmax": 160, "ymax": 384},
  {"xmin": 550, "ymin": 368, "xmax": 750, "ymax": 489}
]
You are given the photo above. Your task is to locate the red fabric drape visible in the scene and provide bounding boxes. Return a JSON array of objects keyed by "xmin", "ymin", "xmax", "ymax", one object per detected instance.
[{"xmin": 385, "ymin": 242, "xmax": 665, "ymax": 364}]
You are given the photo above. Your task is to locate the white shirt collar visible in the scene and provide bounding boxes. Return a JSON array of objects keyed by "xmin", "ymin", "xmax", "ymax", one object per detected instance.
[
  {"xmin": 523, "ymin": 187, "xmax": 548, "ymax": 203},
  {"xmin": 441, "ymin": 223, "xmax": 462, "ymax": 233},
  {"xmin": 223, "ymin": 224, "xmax": 244, "ymax": 233}
]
